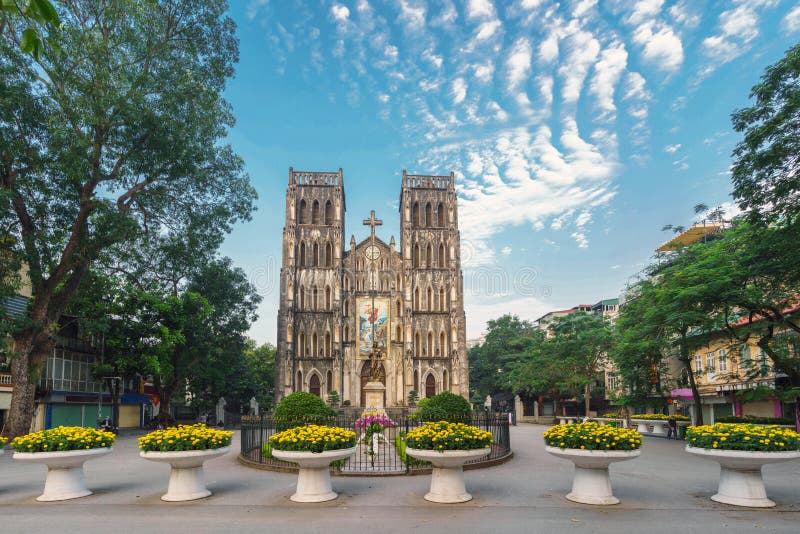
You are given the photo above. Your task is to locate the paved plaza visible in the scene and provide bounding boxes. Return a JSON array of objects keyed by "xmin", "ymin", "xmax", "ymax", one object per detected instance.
[{"xmin": 1, "ymin": 424, "xmax": 798, "ymax": 533}]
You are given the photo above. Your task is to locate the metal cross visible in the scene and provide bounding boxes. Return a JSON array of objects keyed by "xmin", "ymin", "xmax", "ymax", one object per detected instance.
[{"xmin": 362, "ymin": 210, "xmax": 383, "ymax": 247}]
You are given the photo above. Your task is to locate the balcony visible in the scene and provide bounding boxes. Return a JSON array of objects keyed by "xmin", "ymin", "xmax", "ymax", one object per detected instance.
[{"xmin": 0, "ymin": 372, "xmax": 12, "ymax": 388}]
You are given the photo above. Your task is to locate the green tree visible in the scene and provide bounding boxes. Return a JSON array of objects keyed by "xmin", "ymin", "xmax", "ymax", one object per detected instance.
[
  {"xmin": 731, "ymin": 43, "xmax": 800, "ymax": 225},
  {"xmin": 468, "ymin": 315, "xmax": 536, "ymax": 397},
  {"xmin": 0, "ymin": 1, "xmax": 255, "ymax": 440}
]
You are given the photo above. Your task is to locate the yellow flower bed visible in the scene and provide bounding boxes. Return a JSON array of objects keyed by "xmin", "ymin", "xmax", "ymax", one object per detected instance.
[
  {"xmin": 632, "ymin": 414, "xmax": 689, "ymax": 421},
  {"xmin": 404, "ymin": 421, "xmax": 492, "ymax": 451},
  {"xmin": 10, "ymin": 426, "xmax": 115, "ymax": 453},
  {"xmin": 138, "ymin": 423, "xmax": 233, "ymax": 452},
  {"xmin": 0, "ymin": 436, "xmax": 7, "ymax": 447},
  {"xmin": 544, "ymin": 422, "xmax": 642, "ymax": 451},
  {"xmin": 270, "ymin": 425, "xmax": 356, "ymax": 453},
  {"xmin": 686, "ymin": 423, "xmax": 800, "ymax": 452}
]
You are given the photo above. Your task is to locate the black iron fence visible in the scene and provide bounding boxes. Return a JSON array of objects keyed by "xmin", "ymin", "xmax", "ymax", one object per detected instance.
[{"xmin": 240, "ymin": 413, "xmax": 512, "ymax": 474}]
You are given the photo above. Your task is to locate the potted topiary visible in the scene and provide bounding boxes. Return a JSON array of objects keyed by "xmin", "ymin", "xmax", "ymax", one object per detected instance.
[
  {"xmin": 404, "ymin": 421, "xmax": 492, "ymax": 503},
  {"xmin": 327, "ymin": 390, "xmax": 340, "ymax": 408},
  {"xmin": 269, "ymin": 424, "xmax": 357, "ymax": 502},
  {"xmin": 11, "ymin": 426, "xmax": 116, "ymax": 501},
  {"xmin": 139, "ymin": 423, "xmax": 233, "ymax": 501},
  {"xmin": 544, "ymin": 422, "xmax": 642, "ymax": 505},
  {"xmin": 685, "ymin": 423, "xmax": 800, "ymax": 507}
]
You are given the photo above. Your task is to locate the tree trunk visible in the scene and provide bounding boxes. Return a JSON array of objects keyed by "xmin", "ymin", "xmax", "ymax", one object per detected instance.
[
  {"xmin": 682, "ymin": 359, "xmax": 703, "ymax": 426},
  {"xmin": 1, "ymin": 330, "xmax": 52, "ymax": 440},
  {"xmin": 106, "ymin": 378, "xmax": 121, "ymax": 430},
  {"xmin": 584, "ymin": 383, "xmax": 591, "ymax": 418}
]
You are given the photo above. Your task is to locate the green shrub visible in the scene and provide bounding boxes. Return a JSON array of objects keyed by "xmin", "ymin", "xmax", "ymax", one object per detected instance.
[
  {"xmin": 418, "ymin": 391, "xmax": 472, "ymax": 422},
  {"xmin": 417, "ymin": 397, "xmax": 431, "ymax": 410},
  {"xmin": 394, "ymin": 433, "xmax": 430, "ymax": 467},
  {"xmin": 716, "ymin": 415, "xmax": 795, "ymax": 425},
  {"xmin": 274, "ymin": 391, "xmax": 336, "ymax": 429},
  {"xmin": 419, "ymin": 406, "xmax": 448, "ymax": 422}
]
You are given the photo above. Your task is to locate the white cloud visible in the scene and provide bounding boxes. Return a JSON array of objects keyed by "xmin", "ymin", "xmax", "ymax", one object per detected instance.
[
  {"xmin": 575, "ymin": 211, "xmax": 592, "ymax": 227},
  {"xmin": 397, "ymin": 0, "xmax": 426, "ymax": 31},
  {"xmin": 331, "ymin": 3, "xmax": 350, "ymax": 22},
  {"xmin": 473, "ymin": 62, "xmax": 495, "ymax": 83},
  {"xmin": 475, "ymin": 19, "xmax": 502, "ymax": 40},
  {"xmin": 378, "ymin": 93, "xmax": 390, "ymax": 103},
  {"xmin": 669, "ymin": 0, "xmax": 701, "ymax": 28},
  {"xmin": 487, "ymin": 101, "xmax": 508, "ymax": 122},
  {"xmin": 467, "ymin": 0, "xmax": 495, "ymax": 20},
  {"xmin": 559, "ymin": 30, "xmax": 600, "ymax": 104},
  {"xmin": 246, "ymin": 0, "xmax": 269, "ymax": 21},
  {"xmin": 626, "ymin": 0, "xmax": 664, "ymax": 26},
  {"xmin": 539, "ymin": 33, "xmax": 559, "ymax": 64},
  {"xmin": 572, "ymin": 0, "xmax": 598, "ymax": 19},
  {"xmin": 571, "ymin": 231, "xmax": 589, "ymax": 248},
  {"xmin": 622, "ymin": 72, "xmax": 650, "ymax": 101},
  {"xmin": 632, "ymin": 22, "xmax": 683, "ymax": 71},
  {"xmin": 501, "ymin": 246, "xmax": 512, "ymax": 255},
  {"xmin": 784, "ymin": 4, "xmax": 800, "ymax": 32},
  {"xmin": 664, "ymin": 143, "xmax": 681, "ymax": 153},
  {"xmin": 506, "ymin": 38, "xmax": 533, "ymax": 92},
  {"xmin": 589, "ymin": 41, "xmax": 628, "ymax": 120},
  {"xmin": 451, "ymin": 77, "xmax": 468, "ymax": 105},
  {"xmin": 701, "ymin": 2, "xmax": 780, "ymax": 77}
]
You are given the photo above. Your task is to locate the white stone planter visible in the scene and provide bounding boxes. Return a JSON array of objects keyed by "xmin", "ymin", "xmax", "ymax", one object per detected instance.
[
  {"xmin": 631, "ymin": 419, "xmax": 651, "ymax": 434},
  {"xmin": 13, "ymin": 447, "xmax": 112, "ymax": 502},
  {"xmin": 405, "ymin": 448, "xmax": 490, "ymax": 503},
  {"xmin": 140, "ymin": 446, "xmax": 231, "ymax": 502},
  {"xmin": 650, "ymin": 421, "xmax": 667, "ymax": 436},
  {"xmin": 545, "ymin": 446, "xmax": 641, "ymax": 505},
  {"xmin": 271, "ymin": 447, "xmax": 356, "ymax": 502},
  {"xmin": 685, "ymin": 446, "xmax": 800, "ymax": 507}
]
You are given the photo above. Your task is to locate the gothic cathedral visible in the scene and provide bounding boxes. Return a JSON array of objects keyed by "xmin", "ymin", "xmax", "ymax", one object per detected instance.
[{"xmin": 275, "ymin": 168, "xmax": 469, "ymax": 407}]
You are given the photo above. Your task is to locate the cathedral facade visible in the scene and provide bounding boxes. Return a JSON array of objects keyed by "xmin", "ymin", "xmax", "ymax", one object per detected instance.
[{"xmin": 275, "ymin": 168, "xmax": 469, "ymax": 408}]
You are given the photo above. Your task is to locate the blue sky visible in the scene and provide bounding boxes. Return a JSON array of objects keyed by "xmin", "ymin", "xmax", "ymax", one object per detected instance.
[{"xmin": 219, "ymin": 0, "xmax": 800, "ymax": 344}]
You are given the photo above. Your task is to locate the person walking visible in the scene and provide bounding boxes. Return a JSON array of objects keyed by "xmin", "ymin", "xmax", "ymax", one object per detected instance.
[{"xmin": 667, "ymin": 416, "xmax": 678, "ymax": 440}]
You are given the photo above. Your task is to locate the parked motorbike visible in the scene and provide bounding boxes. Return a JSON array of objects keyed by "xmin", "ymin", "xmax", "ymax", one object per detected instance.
[{"xmin": 98, "ymin": 417, "xmax": 118, "ymax": 434}]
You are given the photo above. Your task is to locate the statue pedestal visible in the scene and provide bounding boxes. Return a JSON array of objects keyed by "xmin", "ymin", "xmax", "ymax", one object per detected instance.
[{"xmin": 363, "ymin": 381, "xmax": 386, "ymax": 412}]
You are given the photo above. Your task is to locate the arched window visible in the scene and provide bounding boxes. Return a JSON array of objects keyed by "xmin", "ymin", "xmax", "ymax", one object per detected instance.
[
  {"xmin": 324, "ymin": 200, "xmax": 333, "ymax": 225},
  {"xmin": 413, "ymin": 244, "xmax": 420, "ymax": 268},
  {"xmin": 414, "ymin": 287, "xmax": 420, "ymax": 310},
  {"xmin": 312, "ymin": 200, "xmax": 320, "ymax": 224},
  {"xmin": 344, "ymin": 276, "xmax": 351, "ymax": 291},
  {"xmin": 297, "ymin": 370, "xmax": 303, "ymax": 391},
  {"xmin": 344, "ymin": 324, "xmax": 350, "ymax": 341},
  {"xmin": 343, "ymin": 297, "xmax": 349, "ymax": 316},
  {"xmin": 437, "ymin": 202, "xmax": 445, "ymax": 226},
  {"xmin": 309, "ymin": 374, "xmax": 321, "ymax": 397},
  {"xmin": 414, "ymin": 369, "xmax": 419, "ymax": 393},
  {"xmin": 325, "ymin": 286, "xmax": 331, "ymax": 310},
  {"xmin": 326, "ymin": 370, "xmax": 333, "ymax": 394},
  {"xmin": 298, "ymin": 332, "xmax": 305, "ymax": 356},
  {"xmin": 396, "ymin": 324, "xmax": 402, "ymax": 342},
  {"xmin": 426, "ymin": 287, "xmax": 432, "ymax": 311},
  {"xmin": 312, "ymin": 285, "xmax": 318, "ymax": 310},
  {"xmin": 426, "ymin": 244, "xmax": 433, "ymax": 268},
  {"xmin": 396, "ymin": 299, "xmax": 402, "ymax": 316},
  {"xmin": 440, "ymin": 331, "xmax": 446, "ymax": 355},
  {"xmin": 396, "ymin": 273, "xmax": 401, "ymax": 289},
  {"xmin": 312, "ymin": 332, "xmax": 318, "ymax": 357},
  {"xmin": 415, "ymin": 332, "xmax": 421, "ymax": 355},
  {"xmin": 325, "ymin": 332, "xmax": 331, "ymax": 357},
  {"xmin": 412, "ymin": 202, "xmax": 420, "ymax": 226},
  {"xmin": 313, "ymin": 243, "xmax": 320, "ymax": 267},
  {"xmin": 325, "ymin": 242, "xmax": 332, "ymax": 267},
  {"xmin": 438, "ymin": 243, "xmax": 445, "ymax": 268},
  {"xmin": 425, "ymin": 373, "xmax": 436, "ymax": 398},
  {"xmin": 427, "ymin": 331, "xmax": 433, "ymax": 357},
  {"xmin": 443, "ymin": 369, "xmax": 449, "ymax": 391},
  {"xmin": 439, "ymin": 288, "xmax": 446, "ymax": 311},
  {"xmin": 299, "ymin": 242, "xmax": 306, "ymax": 267},
  {"xmin": 298, "ymin": 199, "xmax": 307, "ymax": 224},
  {"xmin": 299, "ymin": 286, "xmax": 305, "ymax": 309},
  {"xmin": 425, "ymin": 203, "xmax": 432, "ymax": 227}
]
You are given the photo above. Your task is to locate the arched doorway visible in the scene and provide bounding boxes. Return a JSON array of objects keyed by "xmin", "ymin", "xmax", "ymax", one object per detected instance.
[
  {"xmin": 360, "ymin": 361, "xmax": 386, "ymax": 407},
  {"xmin": 309, "ymin": 374, "xmax": 321, "ymax": 397},
  {"xmin": 425, "ymin": 373, "xmax": 436, "ymax": 398}
]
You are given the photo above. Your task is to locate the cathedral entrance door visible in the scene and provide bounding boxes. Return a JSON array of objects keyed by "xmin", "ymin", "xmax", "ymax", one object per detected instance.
[{"xmin": 360, "ymin": 361, "xmax": 386, "ymax": 407}]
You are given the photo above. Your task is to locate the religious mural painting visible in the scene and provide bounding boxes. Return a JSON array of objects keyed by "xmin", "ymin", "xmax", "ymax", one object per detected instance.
[{"xmin": 357, "ymin": 297, "xmax": 389, "ymax": 356}]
